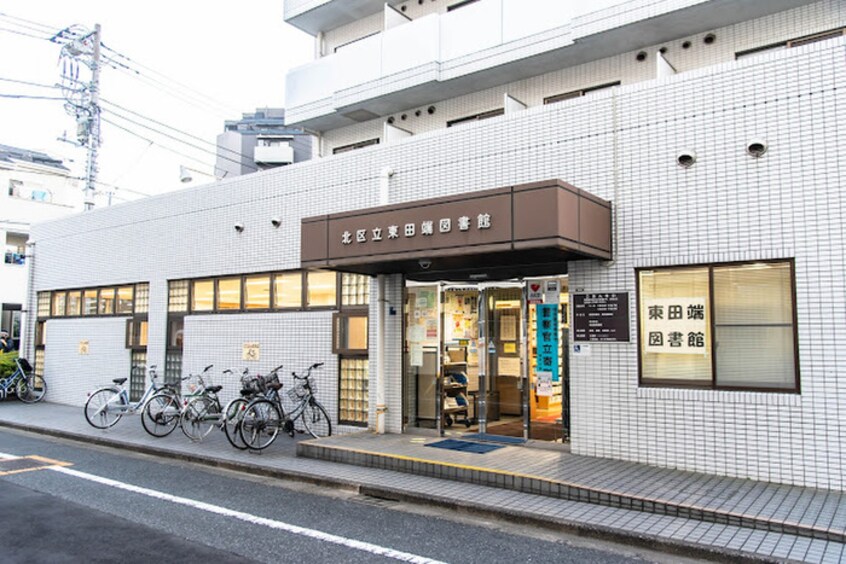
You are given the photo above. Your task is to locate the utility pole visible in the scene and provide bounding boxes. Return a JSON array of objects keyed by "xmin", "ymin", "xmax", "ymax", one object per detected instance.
[{"xmin": 55, "ymin": 24, "xmax": 102, "ymax": 211}]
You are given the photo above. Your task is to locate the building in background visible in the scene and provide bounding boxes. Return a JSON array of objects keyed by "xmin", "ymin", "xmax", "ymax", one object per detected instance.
[
  {"xmin": 0, "ymin": 144, "xmax": 81, "ymax": 350},
  {"xmin": 25, "ymin": 0, "xmax": 846, "ymax": 492},
  {"xmin": 214, "ymin": 108, "xmax": 312, "ymax": 179}
]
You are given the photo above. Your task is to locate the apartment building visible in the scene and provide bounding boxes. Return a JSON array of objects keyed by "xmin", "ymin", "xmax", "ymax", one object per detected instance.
[
  {"xmin": 27, "ymin": 0, "xmax": 846, "ymax": 490},
  {"xmin": 214, "ymin": 108, "xmax": 313, "ymax": 180},
  {"xmin": 0, "ymin": 144, "xmax": 81, "ymax": 350}
]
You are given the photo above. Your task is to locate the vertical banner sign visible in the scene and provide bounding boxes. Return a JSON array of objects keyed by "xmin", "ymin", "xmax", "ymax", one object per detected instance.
[
  {"xmin": 644, "ymin": 298, "xmax": 707, "ymax": 354},
  {"xmin": 536, "ymin": 304, "xmax": 559, "ymax": 382}
]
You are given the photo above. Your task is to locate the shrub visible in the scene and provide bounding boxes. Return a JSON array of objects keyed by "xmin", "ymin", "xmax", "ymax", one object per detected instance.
[{"xmin": 0, "ymin": 351, "xmax": 19, "ymax": 380}]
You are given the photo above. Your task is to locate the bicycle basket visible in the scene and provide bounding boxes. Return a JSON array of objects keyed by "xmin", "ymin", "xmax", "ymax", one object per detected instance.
[
  {"xmin": 286, "ymin": 377, "xmax": 316, "ymax": 401},
  {"xmin": 241, "ymin": 374, "xmax": 264, "ymax": 394},
  {"xmin": 261, "ymin": 372, "xmax": 281, "ymax": 391}
]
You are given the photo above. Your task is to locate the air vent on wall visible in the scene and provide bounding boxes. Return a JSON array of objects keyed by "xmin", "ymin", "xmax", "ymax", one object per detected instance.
[{"xmin": 342, "ymin": 109, "xmax": 381, "ymax": 122}]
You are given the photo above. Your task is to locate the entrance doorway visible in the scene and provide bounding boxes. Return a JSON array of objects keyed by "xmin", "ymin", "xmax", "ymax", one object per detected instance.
[{"xmin": 402, "ymin": 278, "xmax": 570, "ymax": 443}]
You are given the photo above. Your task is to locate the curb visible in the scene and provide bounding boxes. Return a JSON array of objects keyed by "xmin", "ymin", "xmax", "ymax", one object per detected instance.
[{"xmin": 0, "ymin": 419, "xmax": 783, "ymax": 564}]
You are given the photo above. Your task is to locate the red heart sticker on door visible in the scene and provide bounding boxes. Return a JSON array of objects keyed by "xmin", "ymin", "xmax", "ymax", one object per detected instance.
[{"xmin": 530, "ymin": 284, "xmax": 541, "ymax": 292}]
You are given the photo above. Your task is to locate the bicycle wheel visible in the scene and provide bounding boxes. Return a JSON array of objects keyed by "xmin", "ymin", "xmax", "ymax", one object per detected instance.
[
  {"xmin": 223, "ymin": 397, "xmax": 250, "ymax": 450},
  {"xmin": 300, "ymin": 400, "xmax": 332, "ymax": 438},
  {"xmin": 180, "ymin": 396, "xmax": 220, "ymax": 442},
  {"xmin": 239, "ymin": 399, "xmax": 282, "ymax": 450},
  {"xmin": 141, "ymin": 392, "xmax": 181, "ymax": 437},
  {"xmin": 84, "ymin": 388, "xmax": 124, "ymax": 429},
  {"xmin": 16, "ymin": 374, "xmax": 47, "ymax": 403}
]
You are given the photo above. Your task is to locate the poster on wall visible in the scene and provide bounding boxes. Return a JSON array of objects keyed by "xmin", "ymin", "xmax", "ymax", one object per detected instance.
[
  {"xmin": 643, "ymin": 297, "xmax": 707, "ymax": 354},
  {"xmin": 242, "ymin": 342, "xmax": 260, "ymax": 361},
  {"xmin": 536, "ymin": 371, "xmax": 553, "ymax": 396},
  {"xmin": 78, "ymin": 340, "xmax": 90, "ymax": 355}
]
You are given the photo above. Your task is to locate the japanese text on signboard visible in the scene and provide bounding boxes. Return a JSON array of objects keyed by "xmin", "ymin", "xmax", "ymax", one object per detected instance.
[
  {"xmin": 341, "ymin": 213, "xmax": 491, "ymax": 245},
  {"xmin": 536, "ymin": 304, "xmax": 559, "ymax": 382},
  {"xmin": 643, "ymin": 298, "xmax": 707, "ymax": 354}
]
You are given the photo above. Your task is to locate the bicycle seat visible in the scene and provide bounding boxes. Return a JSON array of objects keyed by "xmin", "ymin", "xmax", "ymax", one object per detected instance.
[
  {"xmin": 267, "ymin": 382, "xmax": 282, "ymax": 391},
  {"xmin": 240, "ymin": 388, "xmax": 253, "ymax": 396},
  {"xmin": 207, "ymin": 385, "xmax": 223, "ymax": 394},
  {"xmin": 112, "ymin": 378, "xmax": 127, "ymax": 385}
]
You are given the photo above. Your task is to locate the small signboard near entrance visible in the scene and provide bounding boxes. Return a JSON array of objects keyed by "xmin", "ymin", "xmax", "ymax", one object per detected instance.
[
  {"xmin": 527, "ymin": 282, "xmax": 544, "ymax": 305},
  {"xmin": 572, "ymin": 293, "xmax": 630, "ymax": 342}
]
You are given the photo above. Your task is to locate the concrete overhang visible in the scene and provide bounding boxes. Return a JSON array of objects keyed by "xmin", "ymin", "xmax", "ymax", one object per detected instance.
[{"xmin": 285, "ymin": 0, "xmax": 403, "ymax": 35}]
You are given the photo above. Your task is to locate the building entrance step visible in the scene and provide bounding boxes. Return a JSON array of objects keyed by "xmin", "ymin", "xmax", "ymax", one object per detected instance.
[{"xmin": 298, "ymin": 433, "xmax": 846, "ymax": 544}]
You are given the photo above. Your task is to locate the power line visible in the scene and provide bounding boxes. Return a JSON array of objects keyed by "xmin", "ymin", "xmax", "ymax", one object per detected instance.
[
  {"xmin": 103, "ymin": 108, "xmax": 257, "ymax": 171},
  {"xmin": 101, "ymin": 98, "xmax": 258, "ymax": 168},
  {"xmin": 0, "ymin": 92, "xmax": 64, "ymax": 100},
  {"xmin": 101, "ymin": 117, "xmax": 217, "ymax": 170},
  {"xmin": 0, "ymin": 26, "xmax": 52, "ymax": 41},
  {"xmin": 0, "ymin": 77, "xmax": 59, "ymax": 89},
  {"xmin": 0, "ymin": 11, "xmax": 60, "ymax": 34},
  {"xmin": 101, "ymin": 43, "xmax": 240, "ymax": 115}
]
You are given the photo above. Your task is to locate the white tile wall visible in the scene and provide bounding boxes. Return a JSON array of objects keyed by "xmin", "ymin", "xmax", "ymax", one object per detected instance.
[{"xmin": 28, "ymin": 2, "xmax": 846, "ymax": 489}]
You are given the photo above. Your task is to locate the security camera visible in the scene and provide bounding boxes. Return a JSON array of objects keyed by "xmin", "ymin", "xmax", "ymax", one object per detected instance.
[
  {"xmin": 676, "ymin": 150, "xmax": 697, "ymax": 168},
  {"xmin": 746, "ymin": 139, "xmax": 768, "ymax": 158},
  {"xmin": 234, "ymin": 223, "xmax": 244, "ymax": 233},
  {"xmin": 418, "ymin": 259, "xmax": 432, "ymax": 270},
  {"xmin": 270, "ymin": 217, "xmax": 281, "ymax": 228}
]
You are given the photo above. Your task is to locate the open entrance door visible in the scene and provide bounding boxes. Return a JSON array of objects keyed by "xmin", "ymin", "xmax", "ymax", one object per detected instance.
[{"xmin": 403, "ymin": 278, "xmax": 570, "ymax": 444}]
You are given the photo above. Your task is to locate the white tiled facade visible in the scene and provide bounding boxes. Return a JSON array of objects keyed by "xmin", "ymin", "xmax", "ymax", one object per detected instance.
[{"xmin": 28, "ymin": 0, "xmax": 846, "ymax": 490}]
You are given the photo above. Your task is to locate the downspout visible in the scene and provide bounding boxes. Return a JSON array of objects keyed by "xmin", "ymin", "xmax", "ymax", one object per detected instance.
[
  {"xmin": 375, "ymin": 166, "xmax": 394, "ymax": 434},
  {"xmin": 23, "ymin": 241, "xmax": 36, "ymax": 358}
]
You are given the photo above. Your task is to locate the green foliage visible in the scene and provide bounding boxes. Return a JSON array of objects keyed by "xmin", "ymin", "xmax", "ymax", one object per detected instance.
[{"xmin": 0, "ymin": 351, "xmax": 19, "ymax": 380}]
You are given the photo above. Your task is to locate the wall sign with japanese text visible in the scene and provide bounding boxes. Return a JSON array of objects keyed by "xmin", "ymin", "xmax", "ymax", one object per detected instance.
[
  {"xmin": 536, "ymin": 304, "xmax": 559, "ymax": 382},
  {"xmin": 572, "ymin": 293, "xmax": 630, "ymax": 342},
  {"xmin": 643, "ymin": 298, "xmax": 707, "ymax": 354}
]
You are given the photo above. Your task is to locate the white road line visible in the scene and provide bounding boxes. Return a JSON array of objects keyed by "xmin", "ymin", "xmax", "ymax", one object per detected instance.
[
  {"xmin": 50, "ymin": 466, "xmax": 446, "ymax": 564},
  {"xmin": 0, "ymin": 451, "xmax": 19, "ymax": 459}
]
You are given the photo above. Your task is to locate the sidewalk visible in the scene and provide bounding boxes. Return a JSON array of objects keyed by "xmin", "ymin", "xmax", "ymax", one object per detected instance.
[{"xmin": 0, "ymin": 401, "xmax": 843, "ymax": 563}]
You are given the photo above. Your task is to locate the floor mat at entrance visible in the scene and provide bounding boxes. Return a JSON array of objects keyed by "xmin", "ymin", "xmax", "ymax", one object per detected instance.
[{"xmin": 425, "ymin": 439, "xmax": 505, "ymax": 454}]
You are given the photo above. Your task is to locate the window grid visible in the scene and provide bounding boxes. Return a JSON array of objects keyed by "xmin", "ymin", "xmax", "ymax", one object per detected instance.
[
  {"xmin": 342, "ymin": 273, "xmax": 370, "ymax": 307},
  {"xmin": 339, "ymin": 357, "xmax": 369, "ymax": 426},
  {"xmin": 37, "ymin": 292, "xmax": 50, "ymax": 317},
  {"xmin": 168, "ymin": 280, "xmax": 189, "ymax": 312}
]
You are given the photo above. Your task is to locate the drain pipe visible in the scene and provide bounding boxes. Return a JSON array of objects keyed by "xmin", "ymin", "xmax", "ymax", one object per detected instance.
[{"xmin": 375, "ymin": 166, "xmax": 394, "ymax": 434}]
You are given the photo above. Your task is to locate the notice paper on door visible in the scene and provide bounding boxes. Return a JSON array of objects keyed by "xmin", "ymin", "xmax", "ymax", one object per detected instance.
[{"xmin": 501, "ymin": 315, "xmax": 517, "ymax": 341}]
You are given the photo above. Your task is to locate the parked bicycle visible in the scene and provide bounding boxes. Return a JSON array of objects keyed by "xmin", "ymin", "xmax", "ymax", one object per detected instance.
[
  {"xmin": 178, "ymin": 366, "xmax": 228, "ymax": 442},
  {"xmin": 0, "ymin": 357, "xmax": 46, "ymax": 403},
  {"xmin": 141, "ymin": 364, "xmax": 214, "ymax": 438},
  {"xmin": 221, "ymin": 366, "xmax": 284, "ymax": 450},
  {"xmin": 83, "ymin": 365, "xmax": 181, "ymax": 436},
  {"xmin": 240, "ymin": 362, "xmax": 331, "ymax": 451}
]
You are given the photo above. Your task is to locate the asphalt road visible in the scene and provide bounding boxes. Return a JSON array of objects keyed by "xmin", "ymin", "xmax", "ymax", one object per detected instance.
[{"xmin": 0, "ymin": 429, "xmax": 697, "ymax": 563}]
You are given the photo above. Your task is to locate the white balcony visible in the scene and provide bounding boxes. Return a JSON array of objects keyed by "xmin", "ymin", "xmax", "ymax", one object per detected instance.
[
  {"xmin": 254, "ymin": 143, "xmax": 295, "ymax": 165},
  {"xmin": 284, "ymin": 0, "xmax": 816, "ymax": 131}
]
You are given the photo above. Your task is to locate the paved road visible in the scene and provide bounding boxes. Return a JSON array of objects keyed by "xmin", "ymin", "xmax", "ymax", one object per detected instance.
[{"xmin": 0, "ymin": 429, "xmax": 700, "ymax": 563}]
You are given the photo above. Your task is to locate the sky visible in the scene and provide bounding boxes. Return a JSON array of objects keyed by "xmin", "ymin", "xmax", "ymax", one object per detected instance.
[{"xmin": 0, "ymin": 1, "xmax": 314, "ymax": 203}]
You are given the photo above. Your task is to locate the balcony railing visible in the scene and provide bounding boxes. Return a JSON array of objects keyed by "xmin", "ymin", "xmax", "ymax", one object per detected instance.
[
  {"xmin": 254, "ymin": 144, "xmax": 295, "ymax": 165},
  {"xmin": 286, "ymin": 0, "xmax": 594, "ymax": 110}
]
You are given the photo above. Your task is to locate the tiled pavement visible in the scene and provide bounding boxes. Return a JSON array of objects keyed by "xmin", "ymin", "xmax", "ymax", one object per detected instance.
[{"xmin": 0, "ymin": 402, "xmax": 843, "ymax": 563}]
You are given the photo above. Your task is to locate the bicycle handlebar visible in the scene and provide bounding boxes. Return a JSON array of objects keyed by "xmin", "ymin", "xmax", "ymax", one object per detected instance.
[
  {"xmin": 270, "ymin": 364, "xmax": 284, "ymax": 375},
  {"xmin": 292, "ymin": 362, "xmax": 324, "ymax": 380},
  {"xmin": 203, "ymin": 364, "xmax": 213, "ymax": 373}
]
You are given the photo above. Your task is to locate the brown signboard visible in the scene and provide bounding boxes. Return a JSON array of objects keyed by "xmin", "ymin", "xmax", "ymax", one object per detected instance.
[
  {"xmin": 572, "ymin": 293, "xmax": 630, "ymax": 342},
  {"xmin": 302, "ymin": 179, "xmax": 612, "ymax": 279}
]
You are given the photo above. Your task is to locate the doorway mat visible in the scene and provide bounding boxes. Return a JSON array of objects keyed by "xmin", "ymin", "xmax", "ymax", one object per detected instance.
[
  {"xmin": 425, "ymin": 439, "xmax": 505, "ymax": 454},
  {"xmin": 461, "ymin": 433, "xmax": 526, "ymax": 444}
]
